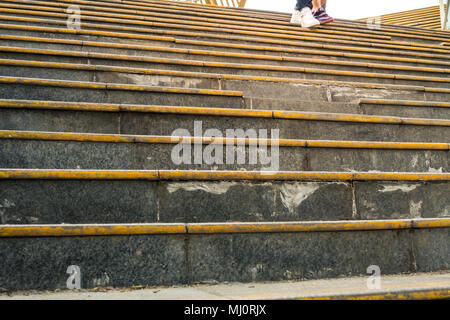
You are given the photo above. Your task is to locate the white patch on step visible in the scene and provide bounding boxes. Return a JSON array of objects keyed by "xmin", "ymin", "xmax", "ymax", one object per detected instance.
[
  {"xmin": 439, "ymin": 207, "xmax": 450, "ymax": 217},
  {"xmin": 249, "ymin": 264, "xmax": 264, "ymax": 281},
  {"xmin": 280, "ymin": 183, "xmax": 321, "ymax": 214},
  {"xmin": 410, "ymin": 154, "xmax": 419, "ymax": 168},
  {"xmin": 428, "ymin": 167, "xmax": 443, "ymax": 173},
  {"xmin": 379, "ymin": 184, "xmax": 420, "ymax": 193},
  {"xmin": 92, "ymin": 273, "xmax": 110, "ymax": 287},
  {"xmin": 410, "ymin": 200, "xmax": 422, "ymax": 218},
  {"xmin": 0, "ymin": 199, "xmax": 15, "ymax": 224},
  {"xmin": 167, "ymin": 181, "xmax": 237, "ymax": 195}
]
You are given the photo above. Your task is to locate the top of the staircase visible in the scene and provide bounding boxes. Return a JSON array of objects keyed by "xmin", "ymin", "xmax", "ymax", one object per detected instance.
[{"xmin": 360, "ymin": 5, "xmax": 446, "ymax": 31}]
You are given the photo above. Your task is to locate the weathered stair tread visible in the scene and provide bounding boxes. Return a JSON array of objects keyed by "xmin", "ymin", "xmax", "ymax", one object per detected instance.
[
  {"xmin": 4, "ymin": 271, "xmax": 448, "ymax": 300},
  {"xmin": 2, "ymin": 46, "xmax": 450, "ymax": 79},
  {"xmin": 2, "ymin": 34, "xmax": 450, "ymax": 69},
  {"xmin": 0, "ymin": 169, "xmax": 449, "ymax": 181}
]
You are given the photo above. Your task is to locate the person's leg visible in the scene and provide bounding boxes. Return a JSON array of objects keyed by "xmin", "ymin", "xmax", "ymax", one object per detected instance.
[
  {"xmin": 313, "ymin": 0, "xmax": 334, "ymax": 24},
  {"xmin": 312, "ymin": 0, "xmax": 327, "ymax": 12},
  {"xmin": 295, "ymin": 0, "xmax": 312, "ymax": 11},
  {"xmin": 311, "ymin": 0, "xmax": 322, "ymax": 12},
  {"xmin": 292, "ymin": 0, "xmax": 313, "ymax": 25}
]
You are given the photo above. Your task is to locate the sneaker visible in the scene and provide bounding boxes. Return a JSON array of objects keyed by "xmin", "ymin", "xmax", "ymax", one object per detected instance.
[
  {"xmin": 313, "ymin": 7, "xmax": 334, "ymax": 24},
  {"xmin": 290, "ymin": 9, "xmax": 302, "ymax": 25},
  {"xmin": 299, "ymin": 7, "xmax": 320, "ymax": 28}
]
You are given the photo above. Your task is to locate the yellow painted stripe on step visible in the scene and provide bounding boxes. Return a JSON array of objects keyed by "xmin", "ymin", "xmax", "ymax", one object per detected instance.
[
  {"xmin": 1, "ymin": 100, "xmax": 448, "ymax": 127},
  {"xmin": 359, "ymin": 99, "xmax": 450, "ymax": 108},
  {"xmin": 157, "ymin": 171, "xmax": 450, "ymax": 181},
  {"xmin": 0, "ymin": 76, "xmax": 107, "ymax": 89},
  {"xmin": 425, "ymin": 87, "xmax": 450, "ymax": 93},
  {"xmin": 0, "ymin": 224, "xmax": 186, "ymax": 237},
  {"xmin": 0, "ymin": 34, "xmax": 84, "ymax": 46},
  {"xmin": 413, "ymin": 218, "xmax": 450, "ymax": 229},
  {"xmin": 119, "ymin": 105, "xmax": 271, "ymax": 118},
  {"xmin": 273, "ymin": 111, "xmax": 402, "ymax": 124},
  {"xmin": 1, "ymin": 218, "xmax": 449, "ymax": 237},
  {"xmin": 187, "ymin": 220, "xmax": 413, "ymax": 234},
  {"xmin": 0, "ymin": 100, "xmax": 121, "ymax": 112},
  {"xmin": 299, "ymin": 289, "xmax": 450, "ymax": 300},
  {"xmin": 0, "ymin": 169, "xmax": 161, "ymax": 180},
  {"xmin": 0, "ymin": 170, "xmax": 449, "ymax": 181},
  {"xmin": 401, "ymin": 118, "xmax": 450, "ymax": 126},
  {"xmin": 0, "ymin": 76, "xmax": 243, "ymax": 96},
  {"xmin": 351, "ymin": 172, "xmax": 450, "ymax": 181},
  {"xmin": 0, "ymin": 22, "xmax": 176, "ymax": 42},
  {"xmin": 305, "ymin": 140, "xmax": 449, "ymax": 150},
  {"xmin": 1, "ymin": 130, "xmax": 449, "ymax": 150}
]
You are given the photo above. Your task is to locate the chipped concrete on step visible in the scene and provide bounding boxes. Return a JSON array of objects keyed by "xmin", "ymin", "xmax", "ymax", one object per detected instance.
[
  {"xmin": 167, "ymin": 181, "xmax": 238, "ymax": 195},
  {"xmin": 280, "ymin": 183, "xmax": 321, "ymax": 214},
  {"xmin": 379, "ymin": 184, "xmax": 421, "ymax": 193}
]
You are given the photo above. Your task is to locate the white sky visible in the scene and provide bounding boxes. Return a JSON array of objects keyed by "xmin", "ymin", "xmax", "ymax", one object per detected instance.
[{"xmin": 245, "ymin": 0, "xmax": 440, "ymax": 20}]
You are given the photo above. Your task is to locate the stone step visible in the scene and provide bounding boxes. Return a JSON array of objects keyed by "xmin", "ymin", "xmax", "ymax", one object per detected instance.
[
  {"xmin": 1, "ymin": 99, "xmax": 450, "ymax": 143},
  {"xmin": 0, "ymin": 169, "xmax": 448, "ymax": 224},
  {"xmin": 4, "ymin": 271, "xmax": 449, "ymax": 300},
  {"xmin": 2, "ymin": 33, "xmax": 450, "ymax": 70},
  {"xmin": 0, "ymin": 77, "xmax": 244, "ymax": 108},
  {"xmin": 0, "ymin": 218, "xmax": 448, "ymax": 290},
  {"xmin": 3, "ymin": 57, "xmax": 450, "ymax": 90},
  {"xmin": 356, "ymin": 99, "xmax": 450, "ymax": 120},
  {"xmin": 1, "ymin": 130, "xmax": 448, "ymax": 173},
  {"xmin": 2, "ymin": 45, "xmax": 450, "ymax": 79},
  {"xmin": 2, "ymin": 59, "xmax": 450, "ymax": 103},
  {"xmin": 248, "ymin": 98, "xmax": 450, "ymax": 119}
]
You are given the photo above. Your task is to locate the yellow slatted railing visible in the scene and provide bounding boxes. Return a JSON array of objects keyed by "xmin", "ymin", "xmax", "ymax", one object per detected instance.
[{"xmin": 171, "ymin": 0, "xmax": 247, "ymax": 8}]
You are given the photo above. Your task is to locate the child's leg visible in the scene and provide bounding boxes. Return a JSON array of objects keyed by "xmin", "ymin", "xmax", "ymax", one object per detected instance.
[
  {"xmin": 311, "ymin": 0, "xmax": 322, "ymax": 12},
  {"xmin": 313, "ymin": 0, "xmax": 333, "ymax": 24}
]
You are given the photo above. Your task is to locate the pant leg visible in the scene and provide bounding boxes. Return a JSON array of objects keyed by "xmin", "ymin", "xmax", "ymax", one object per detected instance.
[{"xmin": 295, "ymin": 0, "xmax": 312, "ymax": 10}]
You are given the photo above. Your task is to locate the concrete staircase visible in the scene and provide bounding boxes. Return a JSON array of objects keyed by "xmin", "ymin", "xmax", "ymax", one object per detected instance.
[{"xmin": 0, "ymin": 0, "xmax": 449, "ymax": 294}]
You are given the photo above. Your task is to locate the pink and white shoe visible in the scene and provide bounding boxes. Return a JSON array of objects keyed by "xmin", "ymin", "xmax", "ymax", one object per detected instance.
[{"xmin": 313, "ymin": 7, "xmax": 334, "ymax": 24}]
